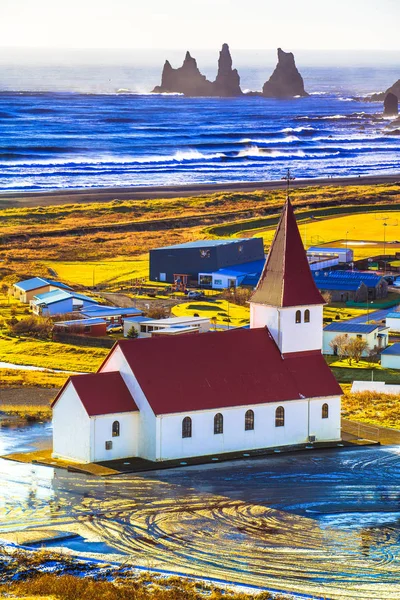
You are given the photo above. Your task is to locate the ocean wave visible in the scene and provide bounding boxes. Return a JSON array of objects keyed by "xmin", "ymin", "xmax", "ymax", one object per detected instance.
[
  {"xmin": 240, "ymin": 135, "xmax": 300, "ymax": 144},
  {"xmin": 280, "ymin": 126, "xmax": 317, "ymax": 133},
  {"xmin": 236, "ymin": 146, "xmax": 340, "ymax": 159}
]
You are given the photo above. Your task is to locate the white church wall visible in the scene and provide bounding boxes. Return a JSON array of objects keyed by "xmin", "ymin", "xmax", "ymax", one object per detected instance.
[
  {"xmin": 157, "ymin": 400, "xmax": 311, "ymax": 461},
  {"xmin": 92, "ymin": 412, "xmax": 139, "ymax": 462},
  {"xmin": 309, "ymin": 397, "xmax": 341, "ymax": 441},
  {"xmin": 279, "ymin": 305, "xmax": 323, "ymax": 353},
  {"xmin": 100, "ymin": 345, "xmax": 157, "ymax": 461},
  {"xmin": 250, "ymin": 304, "xmax": 323, "ymax": 353},
  {"xmin": 52, "ymin": 382, "xmax": 92, "ymax": 463}
]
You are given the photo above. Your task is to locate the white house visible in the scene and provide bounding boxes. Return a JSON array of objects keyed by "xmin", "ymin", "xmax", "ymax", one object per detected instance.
[
  {"xmin": 52, "ymin": 197, "xmax": 342, "ymax": 464},
  {"xmin": 307, "ymin": 246, "xmax": 354, "ymax": 264},
  {"xmin": 380, "ymin": 343, "xmax": 400, "ymax": 370},
  {"xmin": 123, "ymin": 315, "xmax": 211, "ymax": 338},
  {"xmin": 385, "ymin": 312, "xmax": 400, "ymax": 333},
  {"xmin": 323, "ymin": 322, "xmax": 389, "ymax": 356}
]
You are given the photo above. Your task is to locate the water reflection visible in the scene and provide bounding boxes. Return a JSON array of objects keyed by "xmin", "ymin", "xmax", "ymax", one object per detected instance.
[{"xmin": 0, "ymin": 429, "xmax": 399, "ymax": 599}]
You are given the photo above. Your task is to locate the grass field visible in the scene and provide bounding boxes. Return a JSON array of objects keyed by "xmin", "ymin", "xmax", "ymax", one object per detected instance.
[
  {"xmin": 342, "ymin": 391, "xmax": 400, "ymax": 429},
  {"xmin": 44, "ymin": 254, "xmax": 149, "ymax": 287},
  {"xmin": 252, "ymin": 211, "xmax": 400, "ymax": 259},
  {"xmin": 0, "ymin": 337, "xmax": 108, "ymax": 372},
  {"xmin": 0, "ymin": 368, "xmax": 66, "ymax": 388},
  {"xmin": 172, "ymin": 300, "xmax": 250, "ymax": 327}
]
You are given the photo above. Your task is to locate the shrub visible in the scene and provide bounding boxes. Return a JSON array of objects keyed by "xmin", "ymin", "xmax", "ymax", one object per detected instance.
[
  {"xmin": 146, "ymin": 306, "xmax": 167, "ymax": 319},
  {"xmin": 126, "ymin": 326, "xmax": 138, "ymax": 339},
  {"xmin": 10, "ymin": 315, "xmax": 53, "ymax": 339}
]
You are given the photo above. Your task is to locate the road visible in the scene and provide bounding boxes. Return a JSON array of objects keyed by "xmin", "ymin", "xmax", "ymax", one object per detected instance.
[{"xmin": 0, "ymin": 423, "xmax": 399, "ymax": 599}]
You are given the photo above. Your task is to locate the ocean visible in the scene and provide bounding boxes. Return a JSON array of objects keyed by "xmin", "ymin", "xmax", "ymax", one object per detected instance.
[{"xmin": 0, "ymin": 49, "xmax": 399, "ymax": 192}]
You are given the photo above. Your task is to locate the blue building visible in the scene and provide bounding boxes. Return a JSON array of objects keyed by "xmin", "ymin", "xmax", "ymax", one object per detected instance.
[
  {"xmin": 313, "ymin": 270, "xmax": 388, "ymax": 302},
  {"xmin": 149, "ymin": 238, "xmax": 265, "ymax": 286}
]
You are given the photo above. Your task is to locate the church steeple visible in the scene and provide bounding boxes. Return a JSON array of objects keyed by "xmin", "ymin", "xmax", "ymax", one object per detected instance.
[
  {"xmin": 250, "ymin": 194, "xmax": 325, "ymax": 354},
  {"xmin": 250, "ymin": 197, "xmax": 324, "ymax": 307}
]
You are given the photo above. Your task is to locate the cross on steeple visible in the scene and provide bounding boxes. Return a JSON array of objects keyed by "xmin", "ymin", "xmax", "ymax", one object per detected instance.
[{"xmin": 281, "ymin": 168, "xmax": 295, "ymax": 198}]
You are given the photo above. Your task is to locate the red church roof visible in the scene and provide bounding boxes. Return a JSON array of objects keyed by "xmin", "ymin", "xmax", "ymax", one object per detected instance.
[
  {"xmin": 52, "ymin": 371, "xmax": 138, "ymax": 417},
  {"xmin": 250, "ymin": 198, "xmax": 325, "ymax": 307},
  {"xmin": 100, "ymin": 329, "xmax": 341, "ymax": 416}
]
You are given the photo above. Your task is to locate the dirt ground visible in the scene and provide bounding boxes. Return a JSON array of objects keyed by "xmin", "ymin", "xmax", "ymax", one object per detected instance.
[{"xmin": 0, "ymin": 388, "xmax": 57, "ymax": 407}]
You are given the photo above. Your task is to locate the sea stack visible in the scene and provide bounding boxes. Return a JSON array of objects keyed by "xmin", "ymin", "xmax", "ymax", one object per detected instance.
[
  {"xmin": 213, "ymin": 43, "xmax": 242, "ymax": 96},
  {"xmin": 152, "ymin": 51, "xmax": 213, "ymax": 96},
  {"xmin": 384, "ymin": 92, "xmax": 399, "ymax": 117},
  {"xmin": 262, "ymin": 48, "xmax": 308, "ymax": 98}
]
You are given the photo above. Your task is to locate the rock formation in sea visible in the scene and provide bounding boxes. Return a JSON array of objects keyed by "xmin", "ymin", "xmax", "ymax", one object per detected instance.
[
  {"xmin": 384, "ymin": 92, "xmax": 399, "ymax": 117},
  {"xmin": 152, "ymin": 44, "xmax": 242, "ymax": 97},
  {"xmin": 262, "ymin": 48, "xmax": 308, "ymax": 98},
  {"xmin": 152, "ymin": 51, "xmax": 214, "ymax": 96},
  {"xmin": 366, "ymin": 79, "xmax": 400, "ymax": 102},
  {"xmin": 213, "ymin": 43, "xmax": 242, "ymax": 96}
]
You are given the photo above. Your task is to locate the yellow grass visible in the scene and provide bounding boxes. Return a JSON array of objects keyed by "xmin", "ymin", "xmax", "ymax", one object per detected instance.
[
  {"xmin": 44, "ymin": 254, "xmax": 149, "ymax": 287},
  {"xmin": 0, "ymin": 368, "xmax": 66, "ymax": 388},
  {"xmin": 342, "ymin": 391, "xmax": 400, "ymax": 429},
  {"xmin": 3, "ymin": 449, "xmax": 117, "ymax": 475},
  {"xmin": 0, "ymin": 337, "xmax": 108, "ymax": 372},
  {"xmin": 253, "ymin": 211, "xmax": 400, "ymax": 259},
  {"xmin": 0, "ymin": 405, "xmax": 52, "ymax": 420},
  {"xmin": 171, "ymin": 300, "xmax": 250, "ymax": 327},
  {"xmin": 323, "ymin": 305, "xmax": 368, "ymax": 321}
]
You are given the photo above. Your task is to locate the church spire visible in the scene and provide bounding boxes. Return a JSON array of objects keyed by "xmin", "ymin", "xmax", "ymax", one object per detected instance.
[{"xmin": 250, "ymin": 196, "xmax": 325, "ymax": 307}]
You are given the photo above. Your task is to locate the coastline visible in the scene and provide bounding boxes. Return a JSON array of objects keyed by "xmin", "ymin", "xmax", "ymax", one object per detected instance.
[{"xmin": 1, "ymin": 173, "xmax": 399, "ymax": 208}]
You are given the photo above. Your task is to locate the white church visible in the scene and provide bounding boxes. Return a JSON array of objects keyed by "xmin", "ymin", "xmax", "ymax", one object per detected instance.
[{"xmin": 52, "ymin": 198, "xmax": 342, "ymax": 464}]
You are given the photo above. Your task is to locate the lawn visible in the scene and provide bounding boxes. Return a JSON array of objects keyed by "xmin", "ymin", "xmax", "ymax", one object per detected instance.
[
  {"xmin": 323, "ymin": 305, "xmax": 368, "ymax": 321},
  {"xmin": 0, "ymin": 337, "xmax": 108, "ymax": 372},
  {"xmin": 172, "ymin": 299, "xmax": 250, "ymax": 327},
  {"xmin": 328, "ymin": 357, "xmax": 400, "ymax": 384}
]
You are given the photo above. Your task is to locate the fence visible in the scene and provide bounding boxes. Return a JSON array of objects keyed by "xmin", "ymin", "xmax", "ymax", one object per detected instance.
[
  {"xmin": 52, "ymin": 332, "xmax": 115, "ymax": 348},
  {"xmin": 341, "ymin": 418, "xmax": 400, "ymax": 445}
]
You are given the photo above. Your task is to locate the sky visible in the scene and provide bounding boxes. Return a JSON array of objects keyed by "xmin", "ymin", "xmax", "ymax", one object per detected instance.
[{"xmin": 0, "ymin": 0, "xmax": 399, "ymax": 52}]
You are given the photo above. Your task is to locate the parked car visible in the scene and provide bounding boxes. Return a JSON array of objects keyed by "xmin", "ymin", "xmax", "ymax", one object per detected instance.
[
  {"xmin": 106, "ymin": 323, "xmax": 123, "ymax": 334},
  {"xmin": 187, "ymin": 291, "xmax": 204, "ymax": 300}
]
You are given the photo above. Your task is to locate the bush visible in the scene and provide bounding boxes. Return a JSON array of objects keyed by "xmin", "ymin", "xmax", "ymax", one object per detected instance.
[
  {"xmin": 126, "ymin": 326, "xmax": 138, "ymax": 339},
  {"xmin": 146, "ymin": 306, "xmax": 167, "ymax": 319},
  {"xmin": 10, "ymin": 315, "xmax": 53, "ymax": 339}
]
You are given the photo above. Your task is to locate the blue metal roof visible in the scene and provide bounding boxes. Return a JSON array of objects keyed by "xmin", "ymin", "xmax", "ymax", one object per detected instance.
[
  {"xmin": 32, "ymin": 289, "xmax": 72, "ymax": 305},
  {"xmin": 381, "ymin": 343, "xmax": 400, "ymax": 356},
  {"xmin": 14, "ymin": 277, "xmax": 72, "ymax": 292},
  {"xmin": 324, "ymin": 322, "xmax": 379, "ymax": 334},
  {"xmin": 124, "ymin": 316, "xmax": 152, "ymax": 323},
  {"xmin": 154, "ymin": 238, "xmax": 251, "ymax": 251},
  {"xmin": 81, "ymin": 305, "xmax": 142, "ymax": 317},
  {"xmin": 54, "ymin": 318, "xmax": 106, "ymax": 326},
  {"xmin": 308, "ymin": 246, "xmax": 352, "ymax": 253},
  {"xmin": 14, "ymin": 277, "xmax": 50, "ymax": 292},
  {"xmin": 315, "ymin": 280, "xmax": 361, "ymax": 291},
  {"xmin": 216, "ymin": 259, "xmax": 266, "ymax": 278},
  {"xmin": 387, "ymin": 312, "xmax": 400, "ymax": 319}
]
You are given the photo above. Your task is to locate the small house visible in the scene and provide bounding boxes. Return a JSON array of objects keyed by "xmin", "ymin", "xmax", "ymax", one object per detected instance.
[
  {"xmin": 53, "ymin": 317, "xmax": 107, "ymax": 337},
  {"xmin": 31, "ymin": 290, "xmax": 74, "ymax": 316},
  {"xmin": 123, "ymin": 315, "xmax": 210, "ymax": 338},
  {"xmin": 381, "ymin": 343, "xmax": 400, "ymax": 370},
  {"xmin": 385, "ymin": 312, "xmax": 400, "ymax": 332},
  {"xmin": 11, "ymin": 277, "xmax": 71, "ymax": 304},
  {"xmin": 314, "ymin": 271, "xmax": 388, "ymax": 302},
  {"xmin": 307, "ymin": 246, "xmax": 353, "ymax": 263},
  {"xmin": 323, "ymin": 322, "xmax": 389, "ymax": 356}
]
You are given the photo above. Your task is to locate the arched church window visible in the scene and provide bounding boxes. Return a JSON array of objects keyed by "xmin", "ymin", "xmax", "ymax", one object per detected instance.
[
  {"xmin": 182, "ymin": 416, "xmax": 192, "ymax": 438},
  {"xmin": 295, "ymin": 310, "xmax": 301, "ymax": 324},
  {"xmin": 304, "ymin": 309, "xmax": 310, "ymax": 323},
  {"xmin": 245, "ymin": 409, "xmax": 254, "ymax": 431},
  {"xmin": 275, "ymin": 406, "xmax": 285, "ymax": 427},
  {"xmin": 322, "ymin": 403, "xmax": 329, "ymax": 419},
  {"xmin": 214, "ymin": 413, "xmax": 223, "ymax": 434},
  {"xmin": 112, "ymin": 421, "xmax": 120, "ymax": 437}
]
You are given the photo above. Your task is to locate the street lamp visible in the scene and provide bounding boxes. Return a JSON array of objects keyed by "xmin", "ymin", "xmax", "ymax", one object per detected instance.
[
  {"xmin": 383, "ymin": 222, "xmax": 388, "ymax": 273},
  {"xmin": 367, "ymin": 299, "xmax": 373, "ymax": 324}
]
